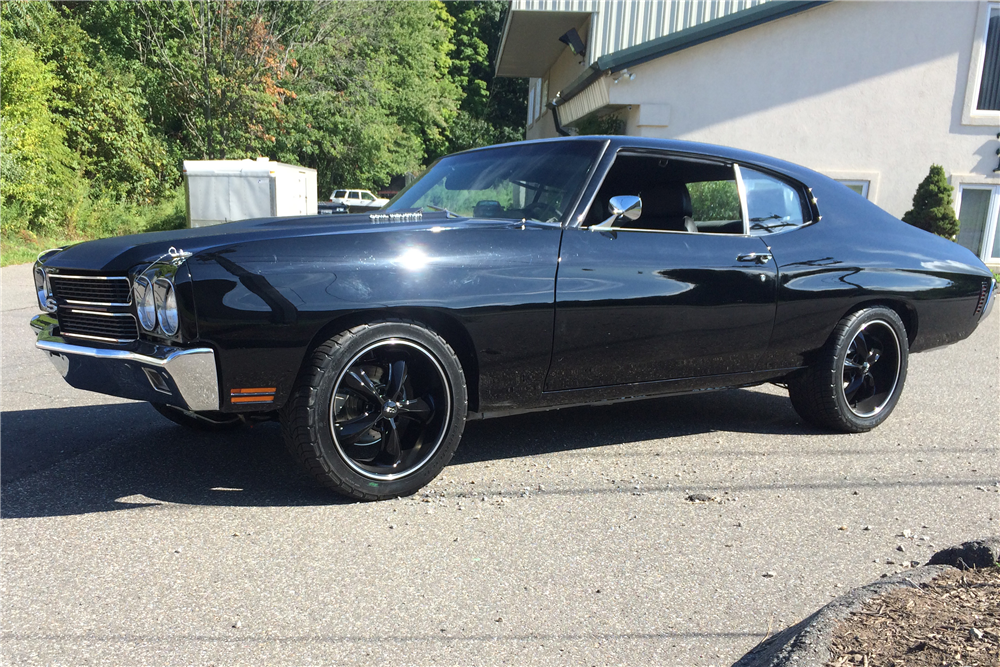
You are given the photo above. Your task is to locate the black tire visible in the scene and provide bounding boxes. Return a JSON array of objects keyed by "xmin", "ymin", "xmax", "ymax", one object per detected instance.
[
  {"xmin": 280, "ymin": 320, "xmax": 468, "ymax": 500},
  {"xmin": 788, "ymin": 306, "xmax": 908, "ymax": 432},
  {"xmin": 150, "ymin": 403, "xmax": 245, "ymax": 431}
]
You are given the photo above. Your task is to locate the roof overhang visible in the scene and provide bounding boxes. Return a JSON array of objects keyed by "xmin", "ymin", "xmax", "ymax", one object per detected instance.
[
  {"xmin": 495, "ymin": 10, "xmax": 592, "ymax": 78},
  {"xmin": 541, "ymin": 1, "xmax": 829, "ymax": 111}
]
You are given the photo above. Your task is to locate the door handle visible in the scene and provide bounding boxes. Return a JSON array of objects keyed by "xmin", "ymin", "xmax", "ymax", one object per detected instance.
[{"xmin": 737, "ymin": 252, "xmax": 772, "ymax": 264}]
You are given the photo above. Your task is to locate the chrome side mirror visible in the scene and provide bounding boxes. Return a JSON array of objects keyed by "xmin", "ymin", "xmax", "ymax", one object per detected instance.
[{"xmin": 591, "ymin": 195, "xmax": 642, "ymax": 231}]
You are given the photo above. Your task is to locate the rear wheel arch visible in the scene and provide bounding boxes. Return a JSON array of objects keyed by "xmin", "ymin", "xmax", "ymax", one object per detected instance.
[{"xmin": 838, "ymin": 299, "xmax": 917, "ymax": 349}]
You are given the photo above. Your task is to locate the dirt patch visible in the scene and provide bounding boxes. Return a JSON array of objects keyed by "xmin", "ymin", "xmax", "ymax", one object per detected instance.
[{"xmin": 827, "ymin": 567, "xmax": 999, "ymax": 666}]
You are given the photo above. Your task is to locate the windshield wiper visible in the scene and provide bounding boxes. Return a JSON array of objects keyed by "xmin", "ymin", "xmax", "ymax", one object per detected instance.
[{"xmin": 425, "ymin": 205, "xmax": 459, "ymax": 218}]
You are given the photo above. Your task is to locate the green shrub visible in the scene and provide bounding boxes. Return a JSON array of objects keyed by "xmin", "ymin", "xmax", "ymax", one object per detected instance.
[
  {"xmin": 0, "ymin": 36, "xmax": 82, "ymax": 235},
  {"xmin": 901, "ymin": 165, "xmax": 960, "ymax": 239}
]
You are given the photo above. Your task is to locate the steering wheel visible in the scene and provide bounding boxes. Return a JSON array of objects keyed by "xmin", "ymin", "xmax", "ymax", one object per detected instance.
[{"xmin": 522, "ymin": 201, "xmax": 559, "ymax": 222}]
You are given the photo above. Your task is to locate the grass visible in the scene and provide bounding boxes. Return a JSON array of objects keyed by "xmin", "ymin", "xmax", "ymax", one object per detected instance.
[{"xmin": 1, "ymin": 188, "xmax": 187, "ymax": 267}]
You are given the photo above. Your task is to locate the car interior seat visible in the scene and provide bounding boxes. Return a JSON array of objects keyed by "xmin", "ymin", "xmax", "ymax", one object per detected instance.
[{"xmin": 629, "ymin": 183, "xmax": 696, "ymax": 232}]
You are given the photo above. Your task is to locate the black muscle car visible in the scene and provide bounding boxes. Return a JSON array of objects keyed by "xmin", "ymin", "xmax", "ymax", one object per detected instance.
[{"xmin": 30, "ymin": 137, "xmax": 996, "ymax": 500}]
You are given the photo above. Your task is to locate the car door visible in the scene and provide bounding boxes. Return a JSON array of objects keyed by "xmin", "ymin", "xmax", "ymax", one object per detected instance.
[{"xmin": 546, "ymin": 152, "xmax": 778, "ymax": 391}]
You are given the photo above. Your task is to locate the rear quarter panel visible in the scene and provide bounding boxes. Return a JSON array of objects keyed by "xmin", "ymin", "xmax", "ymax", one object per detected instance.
[{"xmin": 759, "ymin": 175, "xmax": 991, "ymax": 371}]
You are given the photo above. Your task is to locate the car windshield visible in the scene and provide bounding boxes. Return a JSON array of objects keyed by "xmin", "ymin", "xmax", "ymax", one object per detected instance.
[{"xmin": 386, "ymin": 141, "xmax": 605, "ymax": 222}]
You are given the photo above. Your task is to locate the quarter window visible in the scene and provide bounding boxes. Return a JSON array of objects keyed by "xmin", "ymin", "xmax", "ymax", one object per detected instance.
[{"xmin": 741, "ymin": 167, "xmax": 808, "ymax": 235}]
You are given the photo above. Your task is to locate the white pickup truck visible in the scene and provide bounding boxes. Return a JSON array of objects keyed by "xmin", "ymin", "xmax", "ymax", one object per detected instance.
[{"xmin": 329, "ymin": 189, "xmax": 389, "ymax": 211}]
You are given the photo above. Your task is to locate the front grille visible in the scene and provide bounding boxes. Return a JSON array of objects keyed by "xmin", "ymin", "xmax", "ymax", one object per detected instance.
[
  {"xmin": 59, "ymin": 310, "xmax": 138, "ymax": 343},
  {"xmin": 974, "ymin": 280, "xmax": 990, "ymax": 316},
  {"xmin": 50, "ymin": 275, "xmax": 131, "ymax": 306},
  {"xmin": 50, "ymin": 273, "xmax": 137, "ymax": 343}
]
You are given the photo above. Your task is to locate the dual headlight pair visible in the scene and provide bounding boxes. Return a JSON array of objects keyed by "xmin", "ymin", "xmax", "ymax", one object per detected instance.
[{"xmin": 134, "ymin": 275, "xmax": 179, "ymax": 337}]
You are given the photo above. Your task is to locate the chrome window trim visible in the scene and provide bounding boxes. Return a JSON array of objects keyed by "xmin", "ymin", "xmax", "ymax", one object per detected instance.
[{"xmin": 734, "ymin": 163, "xmax": 750, "ymax": 235}]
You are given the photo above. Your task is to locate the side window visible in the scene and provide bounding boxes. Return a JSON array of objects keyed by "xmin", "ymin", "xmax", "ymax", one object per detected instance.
[
  {"xmin": 585, "ymin": 153, "xmax": 744, "ymax": 234},
  {"xmin": 688, "ymin": 180, "xmax": 742, "ymax": 233},
  {"xmin": 348, "ymin": 191, "xmax": 360, "ymax": 200},
  {"xmin": 361, "ymin": 192, "xmax": 375, "ymax": 201},
  {"xmin": 333, "ymin": 190, "xmax": 347, "ymax": 199},
  {"xmin": 741, "ymin": 167, "xmax": 809, "ymax": 235}
]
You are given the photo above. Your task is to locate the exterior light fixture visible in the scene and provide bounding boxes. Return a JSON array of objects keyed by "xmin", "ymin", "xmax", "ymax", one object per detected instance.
[
  {"xmin": 612, "ymin": 69, "xmax": 636, "ymax": 84},
  {"xmin": 559, "ymin": 28, "xmax": 586, "ymax": 56}
]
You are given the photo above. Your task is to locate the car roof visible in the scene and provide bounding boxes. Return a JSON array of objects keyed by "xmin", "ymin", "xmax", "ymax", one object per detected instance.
[{"xmin": 455, "ymin": 135, "xmax": 820, "ymax": 185}]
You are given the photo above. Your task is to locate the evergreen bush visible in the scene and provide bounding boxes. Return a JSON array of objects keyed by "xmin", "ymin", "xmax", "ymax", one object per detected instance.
[{"xmin": 901, "ymin": 165, "xmax": 960, "ymax": 239}]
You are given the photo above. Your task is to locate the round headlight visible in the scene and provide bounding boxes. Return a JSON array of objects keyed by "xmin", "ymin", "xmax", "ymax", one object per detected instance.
[
  {"xmin": 135, "ymin": 277, "xmax": 157, "ymax": 331},
  {"xmin": 155, "ymin": 278, "xmax": 179, "ymax": 336}
]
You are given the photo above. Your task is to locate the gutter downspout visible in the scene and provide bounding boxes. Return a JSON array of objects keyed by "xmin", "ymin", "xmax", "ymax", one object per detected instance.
[{"xmin": 549, "ymin": 102, "xmax": 571, "ymax": 137}]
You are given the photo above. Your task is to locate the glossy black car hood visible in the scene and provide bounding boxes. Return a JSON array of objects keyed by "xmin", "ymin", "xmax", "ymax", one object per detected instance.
[{"xmin": 40, "ymin": 211, "xmax": 505, "ymax": 273}]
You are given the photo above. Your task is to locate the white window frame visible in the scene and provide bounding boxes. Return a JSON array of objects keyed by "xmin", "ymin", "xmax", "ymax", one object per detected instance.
[
  {"xmin": 956, "ymin": 184, "xmax": 1000, "ymax": 261},
  {"xmin": 839, "ymin": 180, "xmax": 870, "ymax": 199},
  {"xmin": 962, "ymin": 2, "xmax": 1000, "ymax": 125},
  {"xmin": 824, "ymin": 171, "xmax": 880, "ymax": 205}
]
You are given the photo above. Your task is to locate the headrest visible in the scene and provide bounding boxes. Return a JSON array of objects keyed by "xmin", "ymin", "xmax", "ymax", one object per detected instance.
[{"xmin": 639, "ymin": 183, "xmax": 692, "ymax": 219}]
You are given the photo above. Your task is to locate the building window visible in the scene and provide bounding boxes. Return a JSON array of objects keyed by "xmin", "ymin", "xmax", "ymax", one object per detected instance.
[
  {"xmin": 975, "ymin": 6, "xmax": 1000, "ymax": 112},
  {"xmin": 957, "ymin": 185, "xmax": 1000, "ymax": 262},
  {"xmin": 838, "ymin": 180, "xmax": 870, "ymax": 199}
]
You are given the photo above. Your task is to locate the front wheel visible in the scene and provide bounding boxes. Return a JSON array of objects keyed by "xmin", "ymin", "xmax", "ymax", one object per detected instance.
[
  {"xmin": 281, "ymin": 321, "xmax": 467, "ymax": 500},
  {"xmin": 788, "ymin": 307, "xmax": 908, "ymax": 432}
]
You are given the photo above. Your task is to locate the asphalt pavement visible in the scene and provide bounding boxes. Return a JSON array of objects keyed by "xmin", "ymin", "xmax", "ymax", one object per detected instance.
[{"xmin": 2, "ymin": 261, "xmax": 997, "ymax": 666}]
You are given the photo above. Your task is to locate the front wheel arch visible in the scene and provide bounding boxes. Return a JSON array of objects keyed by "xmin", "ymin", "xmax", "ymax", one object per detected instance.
[{"xmin": 300, "ymin": 308, "xmax": 480, "ymax": 413}]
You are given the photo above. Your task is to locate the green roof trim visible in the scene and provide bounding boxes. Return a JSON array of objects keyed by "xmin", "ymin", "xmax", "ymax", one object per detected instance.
[{"xmin": 553, "ymin": 1, "xmax": 828, "ymax": 107}]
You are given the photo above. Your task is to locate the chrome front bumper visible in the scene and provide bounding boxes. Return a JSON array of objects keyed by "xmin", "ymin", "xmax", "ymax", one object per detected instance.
[{"xmin": 31, "ymin": 314, "xmax": 220, "ymax": 411}]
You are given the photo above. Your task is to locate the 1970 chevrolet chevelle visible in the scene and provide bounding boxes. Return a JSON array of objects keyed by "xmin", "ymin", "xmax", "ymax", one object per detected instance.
[{"xmin": 31, "ymin": 137, "xmax": 996, "ymax": 499}]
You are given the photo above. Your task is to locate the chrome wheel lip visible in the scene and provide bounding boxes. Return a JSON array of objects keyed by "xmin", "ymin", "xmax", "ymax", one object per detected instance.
[
  {"xmin": 841, "ymin": 319, "xmax": 901, "ymax": 418},
  {"xmin": 329, "ymin": 338, "xmax": 451, "ymax": 482}
]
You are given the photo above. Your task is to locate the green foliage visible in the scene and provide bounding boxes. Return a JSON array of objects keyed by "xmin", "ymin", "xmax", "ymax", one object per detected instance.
[
  {"xmin": 0, "ymin": 0, "xmax": 525, "ymax": 248},
  {"xmin": 902, "ymin": 165, "xmax": 960, "ymax": 239},
  {"xmin": 274, "ymin": 1, "xmax": 462, "ymax": 194},
  {"xmin": 0, "ymin": 31, "xmax": 82, "ymax": 234},
  {"xmin": 688, "ymin": 181, "xmax": 741, "ymax": 221},
  {"xmin": 442, "ymin": 1, "xmax": 525, "ymax": 153},
  {"xmin": 574, "ymin": 112, "xmax": 627, "ymax": 136},
  {"xmin": 1, "ymin": 185, "xmax": 186, "ymax": 267}
]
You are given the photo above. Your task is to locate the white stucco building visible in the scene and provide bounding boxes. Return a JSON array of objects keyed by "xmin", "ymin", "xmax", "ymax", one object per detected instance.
[{"xmin": 495, "ymin": 0, "xmax": 1000, "ymax": 268}]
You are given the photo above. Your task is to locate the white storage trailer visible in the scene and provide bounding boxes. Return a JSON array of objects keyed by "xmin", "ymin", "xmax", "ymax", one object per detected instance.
[{"xmin": 183, "ymin": 158, "xmax": 318, "ymax": 228}]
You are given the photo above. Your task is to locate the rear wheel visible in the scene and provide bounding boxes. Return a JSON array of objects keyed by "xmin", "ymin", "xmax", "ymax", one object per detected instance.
[
  {"xmin": 150, "ymin": 403, "xmax": 244, "ymax": 431},
  {"xmin": 281, "ymin": 320, "xmax": 467, "ymax": 500},
  {"xmin": 788, "ymin": 307, "xmax": 908, "ymax": 432}
]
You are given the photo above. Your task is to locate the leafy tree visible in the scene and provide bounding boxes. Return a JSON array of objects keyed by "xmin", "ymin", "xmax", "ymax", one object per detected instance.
[
  {"xmin": 902, "ymin": 165, "xmax": 960, "ymax": 239},
  {"xmin": 443, "ymin": 1, "xmax": 525, "ymax": 153},
  {"xmin": 131, "ymin": 0, "xmax": 297, "ymax": 160},
  {"xmin": 274, "ymin": 1, "xmax": 461, "ymax": 194}
]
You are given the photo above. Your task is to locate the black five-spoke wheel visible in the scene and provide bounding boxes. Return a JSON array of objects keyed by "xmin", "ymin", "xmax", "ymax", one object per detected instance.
[
  {"xmin": 840, "ymin": 320, "xmax": 901, "ymax": 418},
  {"xmin": 788, "ymin": 306, "xmax": 908, "ymax": 432},
  {"xmin": 331, "ymin": 340, "xmax": 449, "ymax": 480},
  {"xmin": 281, "ymin": 320, "xmax": 467, "ymax": 500}
]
